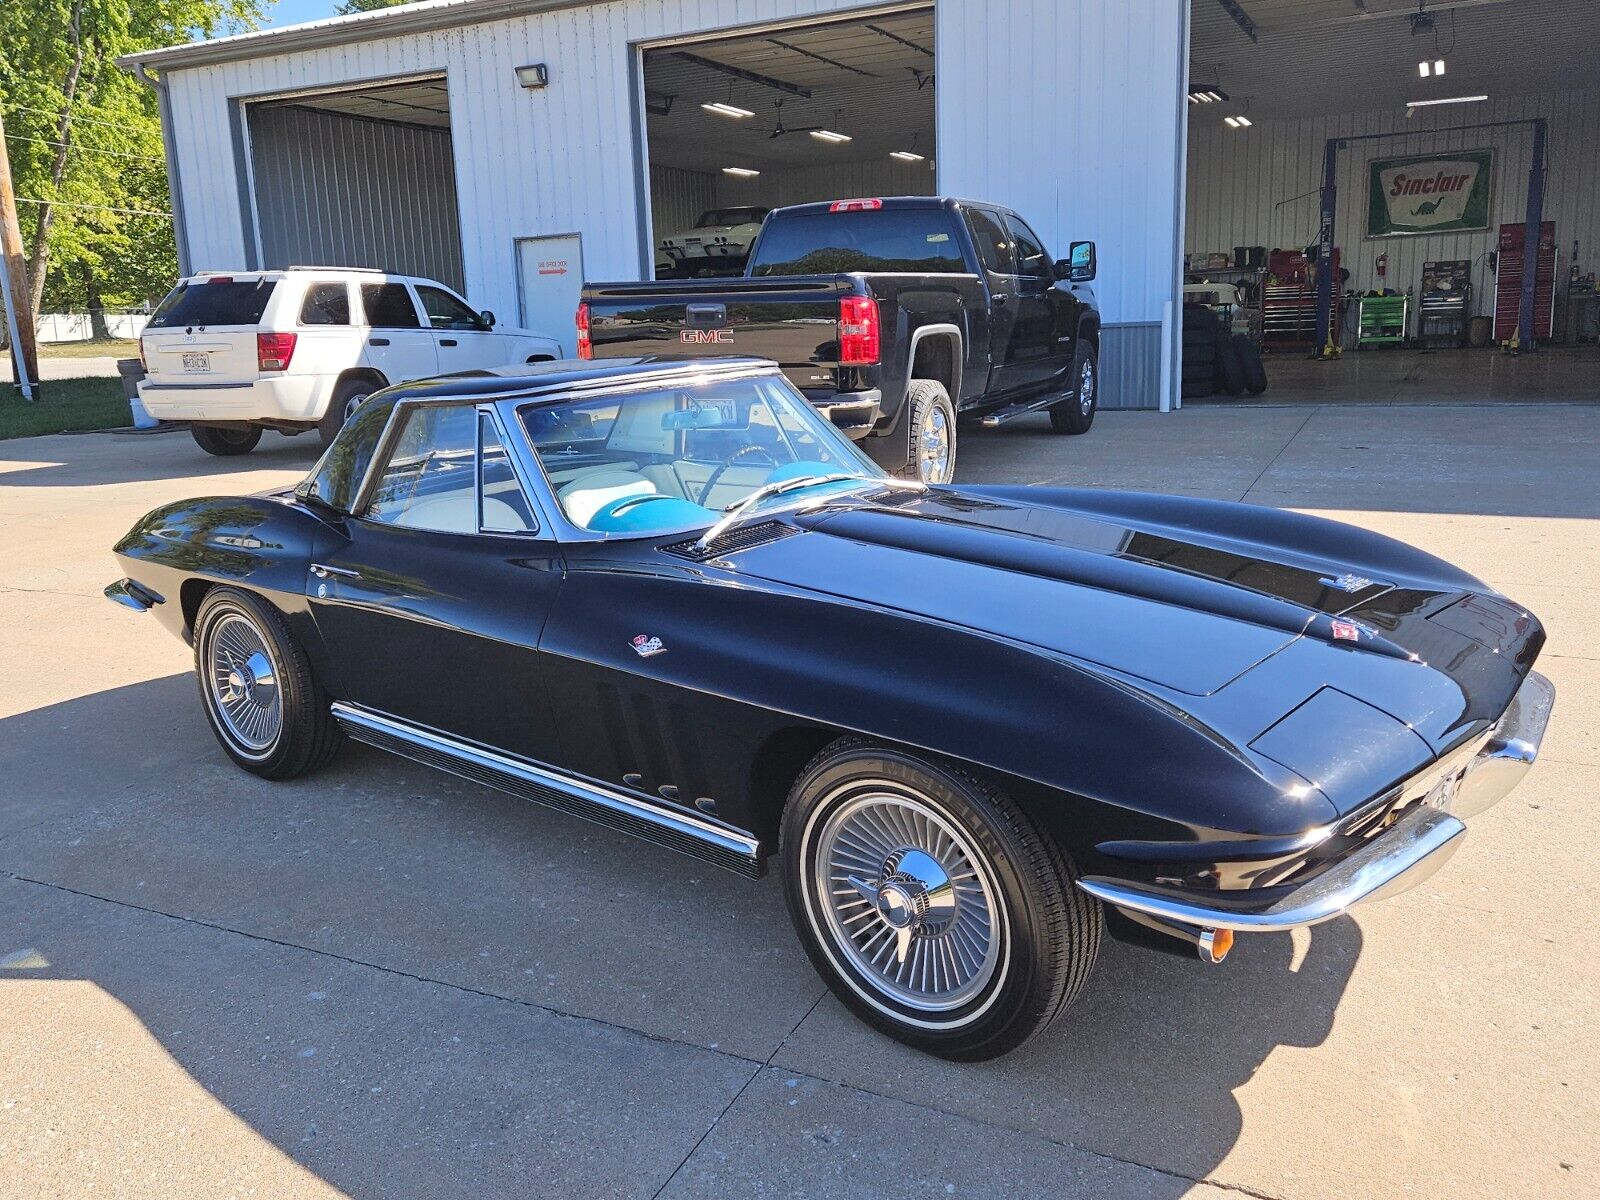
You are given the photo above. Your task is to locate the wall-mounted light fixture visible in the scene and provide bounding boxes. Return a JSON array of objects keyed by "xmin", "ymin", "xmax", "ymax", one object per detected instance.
[{"xmin": 515, "ymin": 63, "xmax": 549, "ymax": 90}]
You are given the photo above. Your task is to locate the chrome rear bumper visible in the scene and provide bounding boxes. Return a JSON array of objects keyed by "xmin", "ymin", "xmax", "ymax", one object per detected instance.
[{"xmin": 1081, "ymin": 670, "xmax": 1554, "ymax": 939}]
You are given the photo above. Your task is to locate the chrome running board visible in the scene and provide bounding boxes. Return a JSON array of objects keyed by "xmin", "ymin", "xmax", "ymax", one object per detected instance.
[{"xmin": 330, "ymin": 703, "xmax": 763, "ymax": 878}]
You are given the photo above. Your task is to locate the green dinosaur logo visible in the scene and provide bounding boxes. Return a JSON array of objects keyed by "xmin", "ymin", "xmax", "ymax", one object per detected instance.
[{"xmin": 1412, "ymin": 198, "xmax": 1444, "ymax": 216}]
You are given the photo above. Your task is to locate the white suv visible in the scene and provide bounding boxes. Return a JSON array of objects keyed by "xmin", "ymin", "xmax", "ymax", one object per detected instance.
[{"xmin": 138, "ymin": 268, "xmax": 561, "ymax": 456}]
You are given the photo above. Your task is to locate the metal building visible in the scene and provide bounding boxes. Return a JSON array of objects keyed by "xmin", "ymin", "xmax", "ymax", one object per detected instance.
[{"xmin": 120, "ymin": 0, "xmax": 1191, "ymax": 410}]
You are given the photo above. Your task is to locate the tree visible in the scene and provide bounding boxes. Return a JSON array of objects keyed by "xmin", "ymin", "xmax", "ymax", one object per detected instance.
[
  {"xmin": 336, "ymin": 0, "xmax": 416, "ymax": 13},
  {"xmin": 0, "ymin": 0, "xmax": 262, "ymax": 322}
]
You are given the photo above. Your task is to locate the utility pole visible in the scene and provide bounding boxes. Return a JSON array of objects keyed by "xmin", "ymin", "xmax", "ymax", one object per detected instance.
[{"xmin": 0, "ymin": 109, "xmax": 41, "ymax": 401}]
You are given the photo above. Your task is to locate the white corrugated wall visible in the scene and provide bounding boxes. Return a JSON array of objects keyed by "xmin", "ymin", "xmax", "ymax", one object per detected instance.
[
  {"xmin": 1186, "ymin": 89, "xmax": 1600, "ymax": 325},
  {"xmin": 159, "ymin": 0, "xmax": 1189, "ymax": 405}
]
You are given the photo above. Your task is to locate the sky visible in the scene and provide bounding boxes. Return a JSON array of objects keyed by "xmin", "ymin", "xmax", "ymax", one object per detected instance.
[{"xmin": 262, "ymin": 0, "xmax": 348, "ymax": 27}]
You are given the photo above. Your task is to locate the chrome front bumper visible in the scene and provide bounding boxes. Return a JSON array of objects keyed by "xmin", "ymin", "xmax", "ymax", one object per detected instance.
[{"xmin": 1080, "ymin": 670, "xmax": 1555, "ymax": 937}]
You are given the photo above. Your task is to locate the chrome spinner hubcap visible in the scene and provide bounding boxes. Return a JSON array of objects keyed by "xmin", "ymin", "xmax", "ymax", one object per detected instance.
[
  {"xmin": 813, "ymin": 791, "xmax": 1003, "ymax": 1012},
  {"xmin": 206, "ymin": 613, "xmax": 281, "ymax": 754},
  {"xmin": 1080, "ymin": 359, "xmax": 1096, "ymax": 414}
]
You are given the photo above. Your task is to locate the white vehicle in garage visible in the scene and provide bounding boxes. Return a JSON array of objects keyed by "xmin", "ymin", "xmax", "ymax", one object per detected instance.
[
  {"xmin": 655, "ymin": 207, "xmax": 770, "ymax": 276},
  {"xmin": 137, "ymin": 268, "xmax": 561, "ymax": 456}
]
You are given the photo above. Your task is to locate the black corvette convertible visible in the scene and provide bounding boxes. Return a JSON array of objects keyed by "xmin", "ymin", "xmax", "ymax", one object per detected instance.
[{"xmin": 108, "ymin": 357, "xmax": 1553, "ymax": 1060}]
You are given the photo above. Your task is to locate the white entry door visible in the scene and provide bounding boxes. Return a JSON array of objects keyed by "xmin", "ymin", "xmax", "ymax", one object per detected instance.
[{"xmin": 516, "ymin": 234, "xmax": 584, "ymax": 356}]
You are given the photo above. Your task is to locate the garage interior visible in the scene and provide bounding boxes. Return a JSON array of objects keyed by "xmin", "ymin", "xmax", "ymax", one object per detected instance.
[
  {"xmin": 1182, "ymin": 0, "xmax": 1600, "ymax": 405},
  {"xmin": 244, "ymin": 77, "xmax": 466, "ymax": 289},
  {"xmin": 642, "ymin": 8, "xmax": 936, "ymax": 279}
]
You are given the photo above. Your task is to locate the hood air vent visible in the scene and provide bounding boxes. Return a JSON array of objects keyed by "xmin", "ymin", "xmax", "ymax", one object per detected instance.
[{"xmin": 661, "ymin": 520, "xmax": 801, "ymax": 561}]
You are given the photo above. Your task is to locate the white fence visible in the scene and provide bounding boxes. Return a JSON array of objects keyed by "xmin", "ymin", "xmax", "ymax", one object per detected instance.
[{"xmin": 33, "ymin": 312, "xmax": 149, "ymax": 344}]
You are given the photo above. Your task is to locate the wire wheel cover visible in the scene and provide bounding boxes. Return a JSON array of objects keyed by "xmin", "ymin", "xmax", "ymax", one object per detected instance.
[
  {"xmin": 812, "ymin": 789, "xmax": 1004, "ymax": 1012},
  {"xmin": 205, "ymin": 612, "xmax": 282, "ymax": 754}
]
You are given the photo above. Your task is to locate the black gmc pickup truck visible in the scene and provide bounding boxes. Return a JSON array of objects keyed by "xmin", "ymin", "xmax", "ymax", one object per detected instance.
[{"xmin": 578, "ymin": 197, "xmax": 1101, "ymax": 482}]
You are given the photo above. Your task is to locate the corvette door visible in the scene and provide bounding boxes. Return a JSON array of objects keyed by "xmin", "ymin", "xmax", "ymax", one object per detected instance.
[{"xmin": 308, "ymin": 402, "xmax": 566, "ymax": 764}]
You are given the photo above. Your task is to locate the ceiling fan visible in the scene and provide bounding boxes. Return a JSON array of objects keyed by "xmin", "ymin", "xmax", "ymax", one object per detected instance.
[{"xmin": 766, "ymin": 100, "xmax": 824, "ymax": 139}]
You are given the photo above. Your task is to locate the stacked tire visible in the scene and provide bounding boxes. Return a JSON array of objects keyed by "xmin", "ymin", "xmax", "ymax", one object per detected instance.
[{"xmin": 1181, "ymin": 305, "xmax": 1267, "ymax": 399}]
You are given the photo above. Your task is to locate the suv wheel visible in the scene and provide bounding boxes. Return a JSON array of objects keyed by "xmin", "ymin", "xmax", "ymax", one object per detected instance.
[
  {"xmin": 781, "ymin": 740, "xmax": 1099, "ymax": 1060},
  {"xmin": 191, "ymin": 425, "xmax": 262, "ymax": 457},
  {"xmin": 898, "ymin": 379, "xmax": 957, "ymax": 484},
  {"xmin": 1049, "ymin": 344, "xmax": 1098, "ymax": 434},
  {"xmin": 319, "ymin": 378, "xmax": 376, "ymax": 447}
]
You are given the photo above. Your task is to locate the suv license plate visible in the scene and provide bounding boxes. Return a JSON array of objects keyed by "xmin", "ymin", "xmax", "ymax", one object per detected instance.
[{"xmin": 181, "ymin": 352, "xmax": 212, "ymax": 373}]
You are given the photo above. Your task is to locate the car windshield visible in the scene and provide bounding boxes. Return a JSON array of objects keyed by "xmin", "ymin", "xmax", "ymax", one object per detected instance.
[
  {"xmin": 697, "ymin": 208, "xmax": 766, "ymax": 227},
  {"xmin": 520, "ymin": 373, "xmax": 884, "ymax": 536}
]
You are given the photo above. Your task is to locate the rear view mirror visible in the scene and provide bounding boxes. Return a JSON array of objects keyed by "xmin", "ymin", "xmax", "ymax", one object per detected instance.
[
  {"xmin": 1067, "ymin": 241, "xmax": 1096, "ymax": 283},
  {"xmin": 480, "ymin": 309, "xmax": 497, "ymax": 329}
]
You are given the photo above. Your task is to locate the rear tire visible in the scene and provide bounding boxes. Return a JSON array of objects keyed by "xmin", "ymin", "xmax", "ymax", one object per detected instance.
[
  {"xmin": 1236, "ymin": 334, "xmax": 1269, "ymax": 395},
  {"xmin": 1049, "ymin": 343, "xmax": 1098, "ymax": 434},
  {"xmin": 193, "ymin": 587, "xmax": 342, "ymax": 781},
  {"xmin": 781, "ymin": 739, "xmax": 1099, "ymax": 1061},
  {"xmin": 318, "ymin": 377, "xmax": 376, "ymax": 447},
  {"xmin": 896, "ymin": 379, "xmax": 957, "ymax": 484},
  {"xmin": 191, "ymin": 425, "xmax": 261, "ymax": 457}
]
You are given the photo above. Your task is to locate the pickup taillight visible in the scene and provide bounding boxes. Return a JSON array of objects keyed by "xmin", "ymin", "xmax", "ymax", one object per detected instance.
[
  {"xmin": 257, "ymin": 331, "xmax": 297, "ymax": 372},
  {"xmin": 137, "ymin": 336, "xmax": 147, "ymax": 370},
  {"xmin": 838, "ymin": 295, "xmax": 880, "ymax": 366},
  {"xmin": 575, "ymin": 301, "xmax": 592, "ymax": 359}
]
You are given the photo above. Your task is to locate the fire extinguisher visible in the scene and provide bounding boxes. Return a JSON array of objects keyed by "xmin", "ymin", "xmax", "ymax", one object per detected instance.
[{"xmin": 1375, "ymin": 251, "xmax": 1389, "ymax": 280}]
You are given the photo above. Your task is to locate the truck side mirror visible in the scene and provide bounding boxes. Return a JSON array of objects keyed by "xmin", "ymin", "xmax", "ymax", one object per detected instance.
[
  {"xmin": 480, "ymin": 309, "xmax": 497, "ymax": 329},
  {"xmin": 1063, "ymin": 241, "xmax": 1096, "ymax": 283}
]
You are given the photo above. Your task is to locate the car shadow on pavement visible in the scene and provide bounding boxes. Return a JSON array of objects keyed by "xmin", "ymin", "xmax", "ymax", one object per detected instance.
[
  {"xmin": 2, "ymin": 675, "xmax": 1360, "ymax": 1197},
  {"xmin": 0, "ymin": 429, "xmax": 318, "ymax": 488}
]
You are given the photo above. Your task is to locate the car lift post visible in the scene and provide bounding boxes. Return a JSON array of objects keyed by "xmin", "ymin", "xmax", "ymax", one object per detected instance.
[
  {"xmin": 1313, "ymin": 138, "xmax": 1340, "ymax": 359},
  {"xmin": 1516, "ymin": 118, "xmax": 1547, "ymax": 352}
]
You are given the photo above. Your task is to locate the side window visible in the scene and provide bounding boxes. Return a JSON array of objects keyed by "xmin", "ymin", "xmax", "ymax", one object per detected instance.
[
  {"xmin": 479, "ymin": 414, "xmax": 537, "ymax": 533},
  {"xmin": 365, "ymin": 405, "xmax": 478, "ymax": 533},
  {"xmin": 300, "ymin": 282, "xmax": 350, "ymax": 326},
  {"xmin": 1004, "ymin": 215, "xmax": 1053, "ymax": 281},
  {"xmin": 417, "ymin": 285, "xmax": 485, "ymax": 332},
  {"xmin": 361, "ymin": 282, "xmax": 422, "ymax": 329},
  {"xmin": 964, "ymin": 209, "xmax": 1015, "ymax": 276}
]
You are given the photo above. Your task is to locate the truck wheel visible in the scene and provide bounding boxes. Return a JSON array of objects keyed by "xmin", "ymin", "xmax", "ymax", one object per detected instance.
[
  {"xmin": 898, "ymin": 379, "xmax": 957, "ymax": 484},
  {"xmin": 1049, "ymin": 344, "xmax": 1098, "ymax": 434},
  {"xmin": 191, "ymin": 425, "xmax": 261, "ymax": 457},
  {"xmin": 318, "ymin": 377, "xmax": 375, "ymax": 447},
  {"xmin": 193, "ymin": 587, "xmax": 343, "ymax": 780},
  {"xmin": 781, "ymin": 739, "xmax": 1100, "ymax": 1061}
]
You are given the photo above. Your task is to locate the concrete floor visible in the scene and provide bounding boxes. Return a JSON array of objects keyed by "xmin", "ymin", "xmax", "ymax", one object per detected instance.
[
  {"xmin": 2, "ymin": 406, "xmax": 1596, "ymax": 1199},
  {"xmin": 1194, "ymin": 343, "xmax": 1600, "ymax": 407}
]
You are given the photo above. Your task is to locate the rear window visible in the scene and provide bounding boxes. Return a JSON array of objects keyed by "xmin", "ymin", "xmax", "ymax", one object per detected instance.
[
  {"xmin": 147, "ymin": 279, "xmax": 277, "ymax": 329},
  {"xmin": 697, "ymin": 208, "xmax": 767, "ymax": 227},
  {"xmin": 750, "ymin": 210, "xmax": 968, "ymax": 277}
]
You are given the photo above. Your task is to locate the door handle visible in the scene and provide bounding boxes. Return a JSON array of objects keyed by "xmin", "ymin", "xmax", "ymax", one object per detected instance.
[
  {"xmin": 992, "ymin": 294, "xmax": 1010, "ymax": 307},
  {"xmin": 311, "ymin": 563, "xmax": 361, "ymax": 580},
  {"xmin": 439, "ymin": 338, "xmax": 458, "ymax": 347},
  {"xmin": 369, "ymin": 337, "xmax": 390, "ymax": 347}
]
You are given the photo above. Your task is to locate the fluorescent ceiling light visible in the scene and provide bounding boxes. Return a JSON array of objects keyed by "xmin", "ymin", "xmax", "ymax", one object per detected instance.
[
  {"xmin": 890, "ymin": 150, "xmax": 925, "ymax": 162},
  {"xmin": 721, "ymin": 166, "xmax": 760, "ymax": 177},
  {"xmin": 1224, "ymin": 116, "xmax": 1240, "ymax": 127},
  {"xmin": 1419, "ymin": 60, "xmax": 1431, "ymax": 77},
  {"xmin": 701, "ymin": 101, "xmax": 754, "ymax": 119},
  {"xmin": 1406, "ymin": 94, "xmax": 1488, "ymax": 108},
  {"xmin": 1436, "ymin": 59, "xmax": 1446, "ymax": 75},
  {"xmin": 810, "ymin": 129, "xmax": 852, "ymax": 143},
  {"xmin": 1187, "ymin": 89, "xmax": 1228, "ymax": 104},
  {"xmin": 1225, "ymin": 115, "xmax": 1252, "ymax": 128}
]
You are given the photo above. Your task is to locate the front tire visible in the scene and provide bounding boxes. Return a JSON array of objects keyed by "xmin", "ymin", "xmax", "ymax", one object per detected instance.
[
  {"xmin": 193, "ymin": 587, "xmax": 342, "ymax": 780},
  {"xmin": 1049, "ymin": 343, "xmax": 1098, "ymax": 434},
  {"xmin": 191, "ymin": 425, "xmax": 261, "ymax": 456},
  {"xmin": 897, "ymin": 379, "xmax": 957, "ymax": 484},
  {"xmin": 780, "ymin": 740, "xmax": 1099, "ymax": 1060}
]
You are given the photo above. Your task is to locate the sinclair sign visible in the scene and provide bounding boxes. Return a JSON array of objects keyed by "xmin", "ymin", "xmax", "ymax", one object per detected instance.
[{"xmin": 1367, "ymin": 149, "xmax": 1493, "ymax": 237}]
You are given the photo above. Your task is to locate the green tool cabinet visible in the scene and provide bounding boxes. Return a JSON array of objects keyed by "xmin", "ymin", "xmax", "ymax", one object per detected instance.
[{"xmin": 1356, "ymin": 294, "xmax": 1409, "ymax": 348}]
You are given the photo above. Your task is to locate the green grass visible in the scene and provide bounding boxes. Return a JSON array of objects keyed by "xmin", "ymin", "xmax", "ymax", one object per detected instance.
[
  {"xmin": 39, "ymin": 338, "xmax": 140, "ymax": 360},
  {"xmin": 0, "ymin": 377, "xmax": 132, "ymax": 440}
]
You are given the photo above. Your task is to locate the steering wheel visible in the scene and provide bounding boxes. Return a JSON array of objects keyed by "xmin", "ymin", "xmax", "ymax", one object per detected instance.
[{"xmin": 696, "ymin": 445, "xmax": 779, "ymax": 507}]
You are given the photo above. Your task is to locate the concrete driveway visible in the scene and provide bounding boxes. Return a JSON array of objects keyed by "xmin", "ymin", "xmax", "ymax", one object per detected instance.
[{"xmin": 1, "ymin": 406, "xmax": 1595, "ymax": 1199}]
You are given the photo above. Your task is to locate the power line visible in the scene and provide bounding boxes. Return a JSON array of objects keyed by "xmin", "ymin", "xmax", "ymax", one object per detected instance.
[
  {"xmin": 3, "ymin": 133, "xmax": 165, "ymax": 163},
  {"xmin": 14, "ymin": 196, "xmax": 171, "ymax": 218},
  {"xmin": 0, "ymin": 103, "xmax": 159, "ymax": 133}
]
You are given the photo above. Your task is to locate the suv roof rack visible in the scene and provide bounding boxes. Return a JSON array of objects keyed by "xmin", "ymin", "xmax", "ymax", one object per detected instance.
[{"xmin": 284, "ymin": 265, "xmax": 387, "ymax": 273}]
